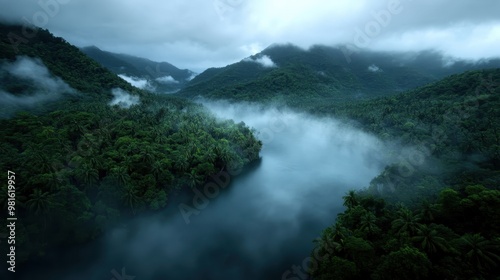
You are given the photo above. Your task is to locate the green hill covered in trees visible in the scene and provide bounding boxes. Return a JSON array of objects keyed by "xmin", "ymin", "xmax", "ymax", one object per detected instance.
[
  {"xmin": 0, "ymin": 23, "xmax": 261, "ymax": 263},
  {"xmin": 1, "ymin": 21, "xmax": 499, "ymax": 279},
  {"xmin": 81, "ymin": 45, "xmax": 195, "ymax": 93},
  {"xmin": 307, "ymin": 68, "xmax": 500, "ymax": 279},
  {"xmin": 179, "ymin": 44, "xmax": 500, "ymax": 106}
]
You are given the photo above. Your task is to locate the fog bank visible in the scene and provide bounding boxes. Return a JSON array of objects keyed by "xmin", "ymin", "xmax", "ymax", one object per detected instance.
[
  {"xmin": 18, "ymin": 101, "xmax": 390, "ymax": 280},
  {"xmin": 0, "ymin": 56, "xmax": 75, "ymax": 117}
]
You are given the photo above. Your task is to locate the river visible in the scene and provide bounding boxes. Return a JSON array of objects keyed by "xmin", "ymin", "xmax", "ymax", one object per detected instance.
[{"xmin": 16, "ymin": 101, "xmax": 388, "ymax": 280}]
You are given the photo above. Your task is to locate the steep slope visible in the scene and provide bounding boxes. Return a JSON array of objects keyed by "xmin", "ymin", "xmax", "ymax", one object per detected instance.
[
  {"xmin": 180, "ymin": 44, "xmax": 500, "ymax": 104},
  {"xmin": 0, "ymin": 25, "xmax": 136, "ymax": 97},
  {"xmin": 309, "ymin": 68, "xmax": 500, "ymax": 280},
  {"xmin": 0, "ymin": 23, "xmax": 262, "ymax": 266},
  {"xmin": 81, "ymin": 46, "xmax": 195, "ymax": 93}
]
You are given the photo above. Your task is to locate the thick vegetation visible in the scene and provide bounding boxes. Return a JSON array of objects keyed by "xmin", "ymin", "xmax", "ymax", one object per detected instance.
[
  {"xmin": 81, "ymin": 45, "xmax": 195, "ymax": 93},
  {"xmin": 309, "ymin": 69, "xmax": 500, "ymax": 279},
  {"xmin": 180, "ymin": 44, "xmax": 500, "ymax": 105},
  {"xmin": 0, "ymin": 23, "xmax": 261, "ymax": 263}
]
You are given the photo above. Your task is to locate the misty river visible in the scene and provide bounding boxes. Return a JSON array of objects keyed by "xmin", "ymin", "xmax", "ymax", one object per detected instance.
[{"xmin": 17, "ymin": 101, "xmax": 389, "ymax": 280}]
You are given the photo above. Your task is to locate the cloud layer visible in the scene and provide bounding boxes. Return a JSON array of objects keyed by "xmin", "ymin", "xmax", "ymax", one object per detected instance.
[
  {"xmin": 1, "ymin": 0, "xmax": 499, "ymax": 72},
  {"xmin": 244, "ymin": 55, "xmax": 277, "ymax": 68},
  {"xmin": 0, "ymin": 56, "xmax": 75, "ymax": 117},
  {"xmin": 19, "ymin": 101, "xmax": 390, "ymax": 279},
  {"xmin": 118, "ymin": 74, "xmax": 156, "ymax": 91},
  {"xmin": 155, "ymin": 75, "xmax": 178, "ymax": 84},
  {"xmin": 108, "ymin": 88, "xmax": 140, "ymax": 108}
]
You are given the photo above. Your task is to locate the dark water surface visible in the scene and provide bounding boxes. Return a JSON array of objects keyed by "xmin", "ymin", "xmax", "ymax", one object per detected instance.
[{"xmin": 15, "ymin": 102, "xmax": 388, "ymax": 280}]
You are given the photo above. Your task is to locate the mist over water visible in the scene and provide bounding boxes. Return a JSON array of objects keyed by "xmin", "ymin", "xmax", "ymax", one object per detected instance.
[{"xmin": 17, "ymin": 101, "xmax": 389, "ymax": 280}]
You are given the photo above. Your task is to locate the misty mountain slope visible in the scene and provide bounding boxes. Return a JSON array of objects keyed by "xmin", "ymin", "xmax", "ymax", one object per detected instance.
[
  {"xmin": 179, "ymin": 44, "xmax": 500, "ymax": 104},
  {"xmin": 0, "ymin": 23, "xmax": 262, "ymax": 270},
  {"xmin": 308, "ymin": 71, "xmax": 500, "ymax": 280},
  {"xmin": 81, "ymin": 45, "xmax": 195, "ymax": 93},
  {"xmin": 315, "ymin": 68, "xmax": 500, "ymax": 202},
  {"xmin": 79, "ymin": 45, "xmax": 145, "ymax": 77},
  {"xmin": 0, "ymin": 24, "xmax": 137, "ymax": 98}
]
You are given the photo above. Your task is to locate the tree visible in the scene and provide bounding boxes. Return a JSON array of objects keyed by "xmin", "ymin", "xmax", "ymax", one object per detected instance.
[
  {"xmin": 391, "ymin": 207, "xmax": 422, "ymax": 237},
  {"xmin": 372, "ymin": 246, "xmax": 431, "ymax": 280},
  {"xmin": 418, "ymin": 200, "xmax": 438, "ymax": 223},
  {"xmin": 76, "ymin": 163, "xmax": 98, "ymax": 186},
  {"xmin": 185, "ymin": 170, "xmax": 204, "ymax": 188},
  {"xmin": 121, "ymin": 184, "xmax": 140, "ymax": 214},
  {"xmin": 26, "ymin": 188, "xmax": 56, "ymax": 216},
  {"xmin": 343, "ymin": 236, "xmax": 374, "ymax": 271},
  {"xmin": 456, "ymin": 234, "xmax": 500, "ymax": 272},
  {"xmin": 310, "ymin": 256, "xmax": 359, "ymax": 280},
  {"xmin": 359, "ymin": 211, "xmax": 380, "ymax": 237},
  {"xmin": 343, "ymin": 190, "xmax": 359, "ymax": 209},
  {"xmin": 111, "ymin": 166, "xmax": 130, "ymax": 185},
  {"xmin": 412, "ymin": 224, "xmax": 449, "ymax": 255}
]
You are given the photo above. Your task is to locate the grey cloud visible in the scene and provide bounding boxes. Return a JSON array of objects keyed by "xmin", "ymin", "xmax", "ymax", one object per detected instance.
[
  {"xmin": 155, "ymin": 75, "xmax": 178, "ymax": 84},
  {"xmin": 0, "ymin": 56, "xmax": 75, "ymax": 117},
  {"xmin": 21, "ymin": 100, "xmax": 389, "ymax": 279},
  {"xmin": 109, "ymin": 88, "xmax": 140, "ymax": 108},
  {"xmin": 0, "ymin": 0, "xmax": 500, "ymax": 72},
  {"xmin": 2, "ymin": 55, "xmax": 74, "ymax": 93},
  {"xmin": 1, "ymin": 0, "xmax": 499, "ymax": 75},
  {"xmin": 243, "ymin": 54, "xmax": 276, "ymax": 68}
]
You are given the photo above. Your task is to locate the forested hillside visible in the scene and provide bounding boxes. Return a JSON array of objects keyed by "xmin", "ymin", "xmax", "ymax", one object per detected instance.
[
  {"xmin": 0, "ymin": 23, "xmax": 261, "ymax": 263},
  {"xmin": 180, "ymin": 44, "xmax": 500, "ymax": 105},
  {"xmin": 81, "ymin": 46, "xmax": 195, "ymax": 93},
  {"xmin": 308, "ymin": 69, "xmax": 500, "ymax": 279}
]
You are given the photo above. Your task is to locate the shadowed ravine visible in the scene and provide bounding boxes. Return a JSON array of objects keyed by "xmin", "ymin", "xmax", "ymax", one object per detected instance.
[{"xmin": 18, "ymin": 101, "xmax": 390, "ymax": 280}]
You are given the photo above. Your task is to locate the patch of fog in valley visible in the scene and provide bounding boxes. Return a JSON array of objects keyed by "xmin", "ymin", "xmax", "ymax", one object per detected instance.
[{"xmin": 19, "ymin": 100, "xmax": 392, "ymax": 280}]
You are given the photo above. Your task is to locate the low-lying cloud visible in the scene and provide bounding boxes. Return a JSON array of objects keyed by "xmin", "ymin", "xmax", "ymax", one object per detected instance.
[
  {"xmin": 368, "ymin": 64, "xmax": 382, "ymax": 72},
  {"xmin": 108, "ymin": 88, "xmax": 140, "ymax": 108},
  {"xmin": 27, "ymin": 101, "xmax": 391, "ymax": 280},
  {"xmin": 118, "ymin": 74, "xmax": 155, "ymax": 91},
  {"xmin": 186, "ymin": 73, "xmax": 198, "ymax": 81},
  {"xmin": 244, "ymin": 55, "xmax": 277, "ymax": 68},
  {"xmin": 0, "ymin": 56, "xmax": 76, "ymax": 117},
  {"xmin": 155, "ymin": 75, "xmax": 178, "ymax": 84}
]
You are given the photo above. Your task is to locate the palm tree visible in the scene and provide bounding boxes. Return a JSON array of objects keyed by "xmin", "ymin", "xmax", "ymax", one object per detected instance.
[
  {"xmin": 314, "ymin": 224, "xmax": 346, "ymax": 256},
  {"xmin": 121, "ymin": 184, "xmax": 140, "ymax": 215},
  {"xmin": 174, "ymin": 151, "xmax": 190, "ymax": 172},
  {"xmin": 359, "ymin": 211, "xmax": 380, "ymax": 236},
  {"xmin": 412, "ymin": 225, "xmax": 449, "ymax": 255},
  {"xmin": 203, "ymin": 147, "xmax": 217, "ymax": 164},
  {"xmin": 457, "ymin": 234, "xmax": 500, "ymax": 271},
  {"xmin": 24, "ymin": 147, "xmax": 54, "ymax": 174},
  {"xmin": 391, "ymin": 207, "xmax": 422, "ymax": 237},
  {"xmin": 26, "ymin": 189, "xmax": 58, "ymax": 228},
  {"xmin": 418, "ymin": 200, "xmax": 439, "ymax": 222},
  {"xmin": 342, "ymin": 190, "xmax": 358, "ymax": 209},
  {"xmin": 111, "ymin": 166, "xmax": 130, "ymax": 185},
  {"xmin": 330, "ymin": 222, "xmax": 349, "ymax": 243},
  {"xmin": 151, "ymin": 127, "xmax": 166, "ymax": 144},
  {"xmin": 140, "ymin": 146, "xmax": 155, "ymax": 165},
  {"xmin": 76, "ymin": 163, "xmax": 98, "ymax": 186},
  {"xmin": 151, "ymin": 161, "xmax": 163, "ymax": 181},
  {"xmin": 185, "ymin": 170, "xmax": 204, "ymax": 188}
]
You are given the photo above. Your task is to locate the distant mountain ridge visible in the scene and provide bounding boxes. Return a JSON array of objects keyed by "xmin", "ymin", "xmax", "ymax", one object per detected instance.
[
  {"xmin": 81, "ymin": 46, "xmax": 196, "ymax": 93},
  {"xmin": 180, "ymin": 43, "xmax": 500, "ymax": 103}
]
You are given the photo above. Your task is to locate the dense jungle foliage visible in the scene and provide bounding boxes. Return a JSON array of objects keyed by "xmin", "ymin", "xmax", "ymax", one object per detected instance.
[
  {"xmin": 1, "ymin": 21, "xmax": 499, "ymax": 279},
  {"xmin": 0, "ymin": 23, "xmax": 262, "ymax": 263},
  {"xmin": 308, "ymin": 69, "xmax": 500, "ymax": 279}
]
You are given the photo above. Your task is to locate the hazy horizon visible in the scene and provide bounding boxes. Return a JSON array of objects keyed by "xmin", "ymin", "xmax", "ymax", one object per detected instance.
[{"xmin": 1, "ymin": 0, "xmax": 500, "ymax": 72}]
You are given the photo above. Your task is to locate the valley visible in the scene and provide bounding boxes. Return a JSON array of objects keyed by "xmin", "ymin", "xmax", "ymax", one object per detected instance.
[{"xmin": 0, "ymin": 17, "xmax": 499, "ymax": 280}]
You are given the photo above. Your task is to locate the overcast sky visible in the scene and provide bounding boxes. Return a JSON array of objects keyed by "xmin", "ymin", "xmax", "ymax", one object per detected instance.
[{"xmin": 1, "ymin": 0, "xmax": 499, "ymax": 72}]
